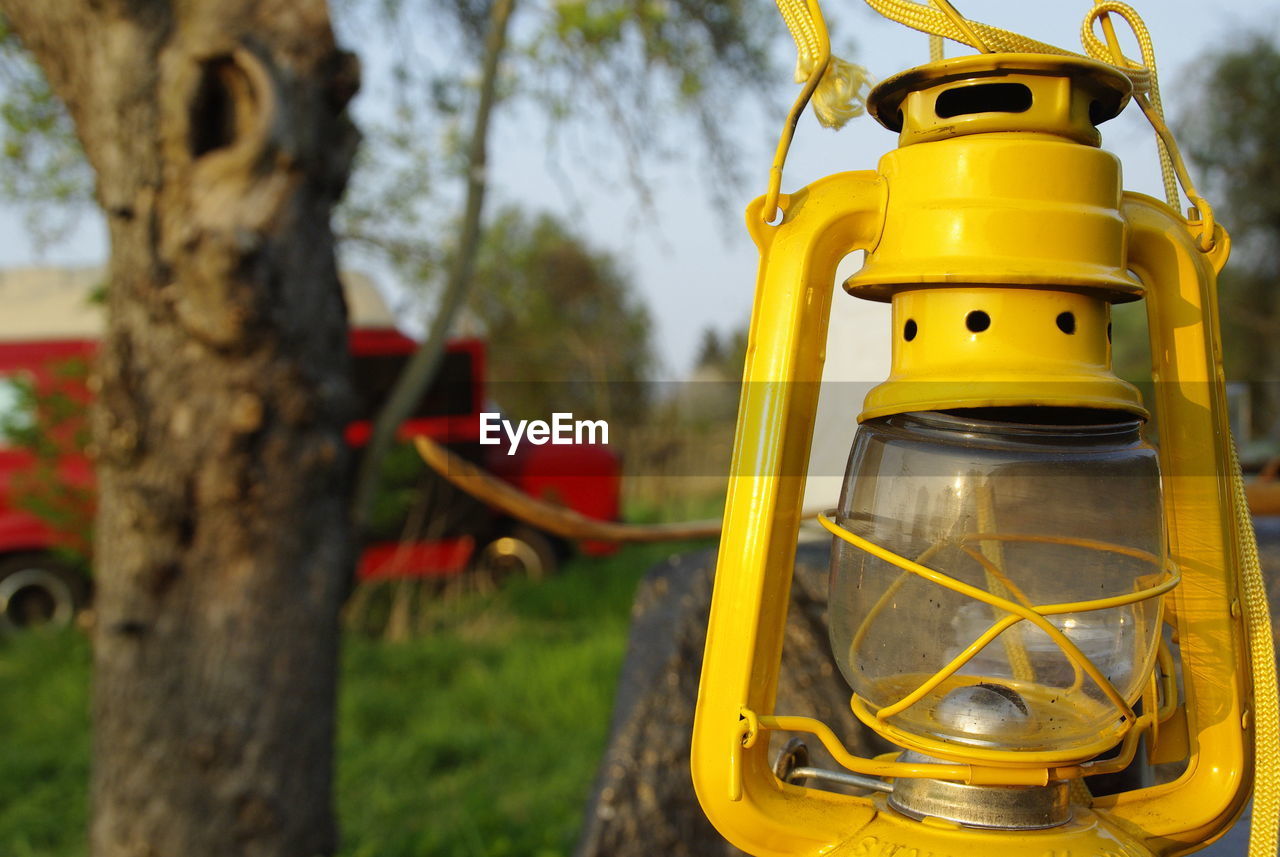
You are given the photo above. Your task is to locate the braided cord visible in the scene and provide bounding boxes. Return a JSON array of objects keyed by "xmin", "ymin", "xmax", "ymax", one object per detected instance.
[
  {"xmin": 1230, "ymin": 437, "xmax": 1280, "ymax": 857},
  {"xmin": 859, "ymin": 1, "xmax": 1218, "ymax": 244},
  {"xmin": 1080, "ymin": 3, "xmax": 1179, "ymax": 207},
  {"xmin": 767, "ymin": 0, "xmax": 1218, "ymax": 250}
]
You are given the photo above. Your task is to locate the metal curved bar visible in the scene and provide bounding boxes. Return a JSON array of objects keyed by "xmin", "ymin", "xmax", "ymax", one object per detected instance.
[
  {"xmin": 754, "ymin": 713, "xmax": 1057, "ymax": 786},
  {"xmin": 847, "ymin": 691, "xmax": 1126, "ymax": 769},
  {"xmin": 763, "ymin": 0, "xmax": 831, "ymax": 223},
  {"xmin": 848, "ymin": 540, "xmax": 947, "ymax": 659},
  {"xmin": 819, "ymin": 514, "xmax": 1179, "ymax": 731},
  {"xmin": 875, "ymin": 613, "xmax": 1023, "ymax": 720}
]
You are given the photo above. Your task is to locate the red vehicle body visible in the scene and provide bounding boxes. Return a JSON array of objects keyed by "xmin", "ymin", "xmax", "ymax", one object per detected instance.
[
  {"xmin": 0, "ymin": 270, "xmax": 620, "ymax": 628},
  {"xmin": 0, "ymin": 338, "xmax": 97, "ymax": 602},
  {"xmin": 343, "ymin": 327, "xmax": 620, "ymax": 581}
]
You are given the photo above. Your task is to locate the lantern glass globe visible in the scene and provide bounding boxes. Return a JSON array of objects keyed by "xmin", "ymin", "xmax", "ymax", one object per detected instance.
[{"xmin": 828, "ymin": 409, "xmax": 1166, "ymax": 754}]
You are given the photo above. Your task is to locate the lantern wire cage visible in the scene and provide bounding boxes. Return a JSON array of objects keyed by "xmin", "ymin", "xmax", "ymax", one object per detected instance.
[
  {"xmin": 820, "ymin": 512, "xmax": 1180, "ymax": 766},
  {"xmin": 736, "ymin": 513, "xmax": 1180, "ymax": 789}
]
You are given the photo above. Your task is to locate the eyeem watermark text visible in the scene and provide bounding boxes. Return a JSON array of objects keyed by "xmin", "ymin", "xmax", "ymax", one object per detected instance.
[{"xmin": 480, "ymin": 412, "xmax": 609, "ymax": 455}]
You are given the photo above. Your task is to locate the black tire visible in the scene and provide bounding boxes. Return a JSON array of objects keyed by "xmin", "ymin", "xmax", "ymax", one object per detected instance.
[
  {"xmin": 0, "ymin": 554, "xmax": 89, "ymax": 632},
  {"xmin": 476, "ymin": 526, "xmax": 563, "ymax": 581}
]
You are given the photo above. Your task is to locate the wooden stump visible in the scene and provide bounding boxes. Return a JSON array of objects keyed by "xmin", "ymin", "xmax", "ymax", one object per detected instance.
[{"xmin": 575, "ymin": 542, "xmax": 887, "ymax": 857}]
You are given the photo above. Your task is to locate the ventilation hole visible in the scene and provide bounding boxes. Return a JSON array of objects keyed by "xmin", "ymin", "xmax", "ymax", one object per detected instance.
[
  {"xmin": 1107, "ymin": 322, "xmax": 1113, "ymax": 342},
  {"xmin": 965, "ymin": 310, "xmax": 991, "ymax": 333},
  {"xmin": 1088, "ymin": 99, "xmax": 1107, "ymax": 127},
  {"xmin": 1088, "ymin": 92, "xmax": 1125, "ymax": 126},
  {"xmin": 935, "ymin": 83, "xmax": 1033, "ymax": 119},
  {"xmin": 903, "ymin": 319, "xmax": 917, "ymax": 341},
  {"xmin": 1056, "ymin": 312, "xmax": 1077, "ymax": 334}
]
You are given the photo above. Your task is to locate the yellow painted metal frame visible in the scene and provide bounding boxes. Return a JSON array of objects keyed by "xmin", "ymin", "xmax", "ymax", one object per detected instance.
[
  {"xmin": 1093, "ymin": 197, "xmax": 1250, "ymax": 856},
  {"xmin": 691, "ymin": 60, "xmax": 1251, "ymax": 857}
]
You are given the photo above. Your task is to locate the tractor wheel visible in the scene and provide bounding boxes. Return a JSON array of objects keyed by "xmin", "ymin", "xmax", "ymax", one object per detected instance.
[
  {"xmin": 477, "ymin": 526, "xmax": 563, "ymax": 581},
  {"xmin": 0, "ymin": 554, "xmax": 88, "ymax": 632}
]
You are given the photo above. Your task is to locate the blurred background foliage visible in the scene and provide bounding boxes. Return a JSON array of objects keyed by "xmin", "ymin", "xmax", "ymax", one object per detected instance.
[
  {"xmin": 331, "ymin": 0, "xmax": 779, "ymax": 340},
  {"xmin": 0, "ymin": 18, "xmax": 93, "ymax": 249},
  {"xmin": 1180, "ymin": 36, "xmax": 1280, "ymax": 440},
  {"xmin": 466, "ymin": 207, "xmax": 653, "ymax": 426}
]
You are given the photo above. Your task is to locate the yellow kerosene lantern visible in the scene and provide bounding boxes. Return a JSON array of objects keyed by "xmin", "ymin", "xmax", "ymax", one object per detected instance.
[{"xmin": 690, "ymin": 3, "xmax": 1278, "ymax": 856}]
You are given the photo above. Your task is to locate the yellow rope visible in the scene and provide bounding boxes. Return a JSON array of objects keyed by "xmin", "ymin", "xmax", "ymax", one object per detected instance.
[
  {"xmin": 1083, "ymin": 3, "xmax": 1178, "ymax": 207},
  {"xmin": 776, "ymin": 0, "xmax": 871, "ymax": 130},
  {"xmin": 767, "ymin": 0, "xmax": 1217, "ymax": 251},
  {"xmin": 1231, "ymin": 437, "xmax": 1280, "ymax": 857}
]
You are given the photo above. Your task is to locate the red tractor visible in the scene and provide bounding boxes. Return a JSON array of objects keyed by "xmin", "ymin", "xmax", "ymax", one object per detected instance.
[{"xmin": 0, "ymin": 268, "xmax": 620, "ymax": 630}]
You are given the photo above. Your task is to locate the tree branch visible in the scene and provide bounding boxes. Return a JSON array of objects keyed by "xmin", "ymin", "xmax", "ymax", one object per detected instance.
[{"xmin": 350, "ymin": 0, "xmax": 517, "ymax": 533}]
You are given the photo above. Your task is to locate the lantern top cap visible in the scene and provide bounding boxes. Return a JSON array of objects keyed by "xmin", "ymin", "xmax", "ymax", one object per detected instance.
[{"xmin": 868, "ymin": 53, "xmax": 1133, "ymax": 147}]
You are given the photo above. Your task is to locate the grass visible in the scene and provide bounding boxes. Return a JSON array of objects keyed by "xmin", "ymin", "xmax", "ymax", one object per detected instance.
[
  {"xmin": 0, "ymin": 541, "xmax": 705, "ymax": 857},
  {"xmin": 0, "ymin": 629, "xmax": 90, "ymax": 857}
]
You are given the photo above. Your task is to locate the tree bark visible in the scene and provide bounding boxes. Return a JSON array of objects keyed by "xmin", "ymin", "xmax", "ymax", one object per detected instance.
[
  {"xmin": 576, "ymin": 543, "xmax": 892, "ymax": 857},
  {"xmin": 0, "ymin": 2, "xmax": 360, "ymax": 855}
]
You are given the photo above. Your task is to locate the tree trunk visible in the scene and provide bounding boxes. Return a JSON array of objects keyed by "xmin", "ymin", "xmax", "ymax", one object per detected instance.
[
  {"xmin": 0, "ymin": 3, "xmax": 360, "ymax": 855},
  {"xmin": 576, "ymin": 543, "xmax": 892, "ymax": 857}
]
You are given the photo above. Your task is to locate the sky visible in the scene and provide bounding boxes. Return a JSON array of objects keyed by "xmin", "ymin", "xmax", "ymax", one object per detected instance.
[
  {"xmin": 1, "ymin": 1, "xmax": 1277, "ymax": 379},
  {"xmin": 470, "ymin": 0, "xmax": 1277, "ymax": 377}
]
